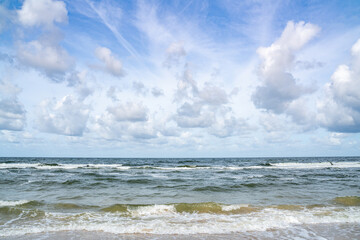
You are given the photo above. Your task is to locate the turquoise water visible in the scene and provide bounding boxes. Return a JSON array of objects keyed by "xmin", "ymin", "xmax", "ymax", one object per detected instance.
[{"xmin": 1, "ymin": 157, "xmax": 360, "ymax": 239}]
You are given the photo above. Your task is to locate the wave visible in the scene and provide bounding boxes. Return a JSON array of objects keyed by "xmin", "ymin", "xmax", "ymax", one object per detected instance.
[
  {"xmin": 1, "ymin": 161, "xmax": 359, "ymax": 171},
  {"xmin": 62, "ymin": 179, "xmax": 82, "ymax": 185},
  {"xmin": 2, "ymin": 198, "xmax": 358, "ymax": 215},
  {"xmin": 263, "ymin": 162, "xmax": 360, "ymax": 169},
  {"xmin": 0, "ymin": 163, "xmax": 130, "ymax": 170},
  {"xmin": 333, "ymin": 196, "xmax": 360, "ymax": 206},
  {"xmin": 100, "ymin": 202, "xmax": 250, "ymax": 214},
  {"xmin": 0, "ymin": 200, "xmax": 30, "ymax": 207},
  {"xmin": 1, "ymin": 199, "xmax": 360, "ymax": 236}
]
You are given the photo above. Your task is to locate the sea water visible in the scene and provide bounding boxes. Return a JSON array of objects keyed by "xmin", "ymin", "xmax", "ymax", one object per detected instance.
[{"xmin": 0, "ymin": 157, "xmax": 359, "ymax": 239}]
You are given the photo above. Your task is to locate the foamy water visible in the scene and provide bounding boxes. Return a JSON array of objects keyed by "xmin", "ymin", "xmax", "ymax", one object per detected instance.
[
  {"xmin": 1, "ymin": 157, "xmax": 359, "ymax": 239},
  {"xmin": 0, "ymin": 161, "xmax": 359, "ymax": 170}
]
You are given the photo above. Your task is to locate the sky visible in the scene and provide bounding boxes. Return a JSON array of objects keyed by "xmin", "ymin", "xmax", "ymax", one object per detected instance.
[{"xmin": 1, "ymin": 0, "xmax": 360, "ymax": 157}]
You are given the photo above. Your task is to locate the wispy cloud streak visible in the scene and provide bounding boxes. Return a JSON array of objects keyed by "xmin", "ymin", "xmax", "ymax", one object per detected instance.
[{"xmin": 85, "ymin": 0, "xmax": 141, "ymax": 62}]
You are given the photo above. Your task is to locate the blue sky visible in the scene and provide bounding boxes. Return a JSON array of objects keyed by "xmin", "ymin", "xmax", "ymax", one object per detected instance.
[{"xmin": 1, "ymin": 0, "xmax": 360, "ymax": 157}]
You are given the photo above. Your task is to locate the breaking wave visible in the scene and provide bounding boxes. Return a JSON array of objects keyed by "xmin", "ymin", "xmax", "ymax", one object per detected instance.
[
  {"xmin": 1, "ymin": 199, "xmax": 359, "ymax": 237},
  {"xmin": 1, "ymin": 161, "xmax": 359, "ymax": 170}
]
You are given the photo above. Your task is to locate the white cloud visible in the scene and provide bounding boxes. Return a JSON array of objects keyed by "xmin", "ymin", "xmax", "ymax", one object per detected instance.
[
  {"xmin": 36, "ymin": 95, "xmax": 90, "ymax": 136},
  {"xmin": 107, "ymin": 102, "xmax": 148, "ymax": 122},
  {"xmin": 163, "ymin": 42, "xmax": 186, "ymax": 68},
  {"xmin": 0, "ymin": 80, "xmax": 26, "ymax": 131},
  {"xmin": 17, "ymin": 0, "xmax": 67, "ymax": 28},
  {"xmin": 317, "ymin": 95, "xmax": 357, "ymax": 132},
  {"xmin": 157, "ymin": 125, "xmax": 179, "ymax": 137},
  {"xmin": 286, "ymin": 98, "xmax": 317, "ymax": 129},
  {"xmin": 329, "ymin": 133, "xmax": 344, "ymax": 145},
  {"xmin": 331, "ymin": 64, "xmax": 360, "ymax": 109},
  {"xmin": 86, "ymin": 0, "xmax": 140, "ymax": 60},
  {"xmin": 209, "ymin": 117, "xmax": 251, "ymax": 138},
  {"xmin": 175, "ymin": 102, "xmax": 215, "ymax": 129},
  {"xmin": 317, "ymin": 39, "xmax": 360, "ymax": 132},
  {"xmin": 135, "ymin": 1, "xmax": 173, "ymax": 45},
  {"xmin": 16, "ymin": 0, "xmax": 73, "ymax": 82},
  {"xmin": 18, "ymin": 39, "xmax": 74, "ymax": 81},
  {"xmin": 177, "ymin": 102, "xmax": 202, "ymax": 117},
  {"xmin": 94, "ymin": 101, "xmax": 158, "ymax": 141},
  {"xmin": 106, "ymin": 86, "xmax": 121, "ymax": 101},
  {"xmin": 199, "ymin": 84, "xmax": 228, "ymax": 105},
  {"xmin": 95, "ymin": 46, "xmax": 124, "ymax": 77},
  {"xmin": 128, "ymin": 123, "xmax": 157, "ymax": 139},
  {"xmin": 67, "ymin": 70, "xmax": 94, "ymax": 100},
  {"xmin": 295, "ymin": 60, "xmax": 324, "ymax": 70},
  {"xmin": 151, "ymin": 87, "xmax": 164, "ymax": 97},
  {"xmin": 170, "ymin": 60, "xmax": 245, "ymax": 138},
  {"xmin": 259, "ymin": 113, "xmax": 289, "ymax": 132},
  {"xmin": 0, "ymin": 130, "xmax": 32, "ymax": 143},
  {"xmin": 174, "ymin": 65, "xmax": 199, "ymax": 101},
  {"xmin": 252, "ymin": 21, "xmax": 320, "ymax": 113},
  {"xmin": 175, "ymin": 112, "xmax": 214, "ymax": 128},
  {"xmin": 132, "ymin": 81, "xmax": 148, "ymax": 96},
  {"xmin": 94, "ymin": 118, "xmax": 157, "ymax": 141}
]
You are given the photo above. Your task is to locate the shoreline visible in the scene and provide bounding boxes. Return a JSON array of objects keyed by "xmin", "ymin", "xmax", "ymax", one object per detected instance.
[{"xmin": 4, "ymin": 222, "xmax": 360, "ymax": 240}]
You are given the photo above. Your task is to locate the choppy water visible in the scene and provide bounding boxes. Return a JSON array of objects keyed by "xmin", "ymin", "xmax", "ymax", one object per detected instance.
[{"xmin": 0, "ymin": 157, "xmax": 360, "ymax": 239}]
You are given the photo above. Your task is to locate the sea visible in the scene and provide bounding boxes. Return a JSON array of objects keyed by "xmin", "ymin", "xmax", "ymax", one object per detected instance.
[{"xmin": 0, "ymin": 157, "xmax": 359, "ymax": 239}]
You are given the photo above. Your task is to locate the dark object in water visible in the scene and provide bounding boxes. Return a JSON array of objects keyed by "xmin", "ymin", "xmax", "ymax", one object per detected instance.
[
  {"xmin": 40, "ymin": 163, "xmax": 59, "ymax": 166},
  {"xmin": 329, "ymin": 162, "xmax": 333, "ymax": 165},
  {"xmin": 259, "ymin": 162, "xmax": 272, "ymax": 166}
]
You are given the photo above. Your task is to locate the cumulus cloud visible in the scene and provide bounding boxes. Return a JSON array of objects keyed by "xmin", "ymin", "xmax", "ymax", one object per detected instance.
[
  {"xmin": 175, "ymin": 112, "xmax": 214, "ymax": 128},
  {"xmin": 173, "ymin": 69, "xmax": 208, "ymax": 128},
  {"xmin": 94, "ymin": 118, "xmax": 157, "ymax": 141},
  {"xmin": 252, "ymin": 21, "xmax": 320, "ymax": 113},
  {"xmin": 198, "ymin": 84, "xmax": 228, "ymax": 105},
  {"xmin": 0, "ymin": 80, "xmax": 26, "ymax": 131},
  {"xmin": 107, "ymin": 102, "xmax": 148, "ymax": 122},
  {"xmin": 317, "ymin": 39, "xmax": 360, "ymax": 132},
  {"xmin": 95, "ymin": 46, "xmax": 124, "ymax": 77},
  {"xmin": 166, "ymin": 56, "xmax": 250, "ymax": 137},
  {"xmin": 172, "ymin": 64, "xmax": 243, "ymax": 134},
  {"xmin": 175, "ymin": 101, "xmax": 215, "ymax": 128},
  {"xmin": 157, "ymin": 125, "xmax": 179, "ymax": 137},
  {"xmin": 36, "ymin": 95, "xmax": 90, "ymax": 136},
  {"xmin": 174, "ymin": 64, "xmax": 199, "ymax": 101},
  {"xmin": 18, "ymin": 39, "xmax": 74, "ymax": 81},
  {"xmin": 177, "ymin": 102, "xmax": 202, "ymax": 117},
  {"xmin": 163, "ymin": 42, "xmax": 186, "ymax": 68},
  {"xmin": 16, "ymin": 0, "xmax": 73, "ymax": 82},
  {"xmin": 151, "ymin": 87, "xmax": 164, "ymax": 97},
  {"xmin": 295, "ymin": 60, "xmax": 324, "ymax": 70},
  {"xmin": 106, "ymin": 86, "xmax": 121, "ymax": 101},
  {"xmin": 209, "ymin": 117, "xmax": 251, "ymax": 138},
  {"xmin": 94, "ymin": 101, "xmax": 158, "ymax": 141},
  {"xmin": 17, "ymin": 0, "xmax": 67, "ymax": 29},
  {"xmin": 259, "ymin": 113, "xmax": 289, "ymax": 132},
  {"xmin": 132, "ymin": 81, "xmax": 148, "ymax": 96},
  {"xmin": 286, "ymin": 98, "xmax": 316, "ymax": 128},
  {"xmin": 67, "ymin": 71, "xmax": 94, "ymax": 100},
  {"xmin": 128, "ymin": 124, "xmax": 157, "ymax": 139}
]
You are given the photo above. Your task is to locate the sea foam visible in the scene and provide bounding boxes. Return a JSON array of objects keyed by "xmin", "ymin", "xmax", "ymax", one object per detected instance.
[
  {"xmin": 0, "ymin": 200, "xmax": 30, "ymax": 207},
  {"xmin": 0, "ymin": 161, "xmax": 359, "ymax": 170},
  {"xmin": 1, "ymin": 204, "xmax": 359, "ymax": 236}
]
